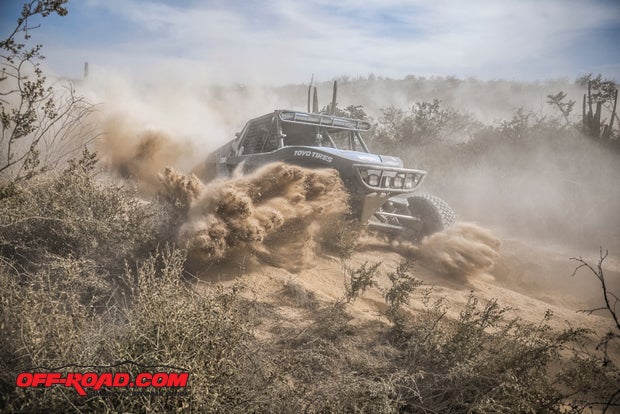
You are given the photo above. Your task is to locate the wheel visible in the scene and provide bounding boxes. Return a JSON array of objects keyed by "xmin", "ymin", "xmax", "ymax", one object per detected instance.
[{"xmin": 406, "ymin": 194, "xmax": 455, "ymax": 240}]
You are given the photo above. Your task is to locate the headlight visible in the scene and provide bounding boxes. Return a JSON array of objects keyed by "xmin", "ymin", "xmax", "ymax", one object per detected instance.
[
  {"xmin": 392, "ymin": 174, "xmax": 404, "ymax": 188},
  {"xmin": 404, "ymin": 174, "xmax": 414, "ymax": 189},
  {"xmin": 367, "ymin": 174, "xmax": 380, "ymax": 187}
]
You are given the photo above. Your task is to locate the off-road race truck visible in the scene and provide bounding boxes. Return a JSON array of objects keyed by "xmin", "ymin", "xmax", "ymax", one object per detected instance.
[{"xmin": 203, "ymin": 109, "xmax": 455, "ymax": 241}]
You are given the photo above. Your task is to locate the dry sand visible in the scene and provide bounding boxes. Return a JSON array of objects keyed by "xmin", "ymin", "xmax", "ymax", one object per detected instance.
[{"xmin": 196, "ymin": 220, "xmax": 618, "ymax": 341}]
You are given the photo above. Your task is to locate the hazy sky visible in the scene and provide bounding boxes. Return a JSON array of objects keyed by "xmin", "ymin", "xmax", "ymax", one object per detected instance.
[{"xmin": 1, "ymin": 0, "xmax": 619, "ymax": 84}]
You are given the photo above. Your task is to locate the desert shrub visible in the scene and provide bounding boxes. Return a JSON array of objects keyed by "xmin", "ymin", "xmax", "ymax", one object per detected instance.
[
  {"xmin": 0, "ymin": 150, "xmax": 162, "ymax": 276},
  {"xmin": 385, "ymin": 294, "xmax": 614, "ymax": 414},
  {"xmin": 269, "ymin": 309, "xmax": 402, "ymax": 413},
  {"xmin": 265, "ymin": 259, "xmax": 619, "ymax": 413},
  {"xmin": 256, "ymin": 340, "xmax": 401, "ymax": 413},
  {"xmin": 344, "ymin": 261, "xmax": 381, "ymax": 303},
  {"xmin": 108, "ymin": 250, "xmax": 258, "ymax": 412},
  {"xmin": 559, "ymin": 354, "xmax": 620, "ymax": 412},
  {"xmin": 334, "ymin": 221, "xmax": 362, "ymax": 262},
  {"xmin": 383, "ymin": 261, "xmax": 422, "ymax": 322},
  {"xmin": 0, "ymin": 257, "xmax": 99, "ymax": 413},
  {"xmin": 0, "ymin": 248, "xmax": 263, "ymax": 413},
  {"xmin": 310, "ymin": 301, "xmax": 355, "ymax": 342},
  {"xmin": 263, "ymin": 263, "xmax": 619, "ymax": 413},
  {"xmin": 320, "ymin": 103, "xmax": 370, "ymax": 121},
  {"xmin": 282, "ymin": 279, "xmax": 318, "ymax": 309},
  {"xmin": 3, "ymin": 242, "xmax": 618, "ymax": 413},
  {"xmin": 371, "ymin": 99, "xmax": 481, "ymax": 153}
]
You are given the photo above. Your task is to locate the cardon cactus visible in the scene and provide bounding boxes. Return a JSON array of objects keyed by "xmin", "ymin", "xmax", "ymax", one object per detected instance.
[{"xmin": 582, "ymin": 79, "xmax": 618, "ymax": 141}]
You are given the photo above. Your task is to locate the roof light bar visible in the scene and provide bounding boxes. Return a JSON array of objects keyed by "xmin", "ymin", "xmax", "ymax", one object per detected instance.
[{"xmin": 279, "ymin": 111, "xmax": 371, "ymax": 131}]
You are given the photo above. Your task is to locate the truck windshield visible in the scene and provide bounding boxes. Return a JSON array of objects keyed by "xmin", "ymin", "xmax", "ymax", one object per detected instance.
[
  {"xmin": 323, "ymin": 130, "xmax": 369, "ymax": 152},
  {"xmin": 281, "ymin": 122, "xmax": 369, "ymax": 152}
]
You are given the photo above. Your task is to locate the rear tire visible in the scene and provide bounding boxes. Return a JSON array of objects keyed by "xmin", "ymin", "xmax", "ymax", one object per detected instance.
[{"xmin": 407, "ymin": 194, "xmax": 455, "ymax": 240}]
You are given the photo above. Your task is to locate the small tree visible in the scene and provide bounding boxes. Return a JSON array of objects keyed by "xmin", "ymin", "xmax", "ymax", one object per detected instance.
[
  {"xmin": 546, "ymin": 91, "xmax": 575, "ymax": 127},
  {"xmin": 570, "ymin": 249, "xmax": 620, "ymax": 413},
  {"xmin": 0, "ymin": 0, "xmax": 95, "ymax": 182}
]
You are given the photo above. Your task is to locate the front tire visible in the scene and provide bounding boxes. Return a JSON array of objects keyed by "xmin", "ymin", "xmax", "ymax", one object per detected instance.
[{"xmin": 407, "ymin": 194, "xmax": 455, "ymax": 240}]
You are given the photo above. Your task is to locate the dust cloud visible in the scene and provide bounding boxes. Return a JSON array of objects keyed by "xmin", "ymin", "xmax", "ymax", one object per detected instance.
[
  {"xmin": 275, "ymin": 77, "xmax": 587, "ymax": 123},
  {"xmin": 80, "ymin": 68, "xmax": 285, "ymax": 193},
  {"xmin": 361, "ymin": 222, "xmax": 501, "ymax": 280},
  {"xmin": 157, "ymin": 167, "xmax": 205, "ymax": 209},
  {"xmin": 166, "ymin": 163, "xmax": 349, "ymax": 270},
  {"xmin": 414, "ymin": 222, "xmax": 501, "ymax": 279},
  {"xmin": 416, "ymin": 133, "xmax": 620, "ymax": 252},
  {"xmin": 97, "ymin": 116, "xmax": 192, "ymax": 193},
  {"xmin": 79, "ymin": 70, "xmax": 616, "ymax": 299}
]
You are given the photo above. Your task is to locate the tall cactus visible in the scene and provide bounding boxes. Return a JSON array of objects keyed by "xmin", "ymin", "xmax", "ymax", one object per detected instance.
[
  {"xmin": 602, "ymin": 88, "xmax": 618, "ymax": 141},
  {"xmin": 331, "ymin": 81, "xmax": 338, "ymax": 115},
  {"xmin": 582, "ymin": 78, "xmax": 618, "ymax": 141},
  {"xmin": 312, "ymin": 87, "xmax": 319, "ymax": 113}
]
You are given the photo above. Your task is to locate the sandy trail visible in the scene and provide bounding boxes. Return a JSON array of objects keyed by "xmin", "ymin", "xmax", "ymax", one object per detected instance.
[{"xmin": 197, "ymin": 227, "xmax": 619, "ymax": 342}]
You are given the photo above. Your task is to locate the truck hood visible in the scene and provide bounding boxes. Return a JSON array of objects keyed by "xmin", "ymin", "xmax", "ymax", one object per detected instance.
[{"xmin": 315, "ymin": 147, "xmax": 404, "ymax": 167}]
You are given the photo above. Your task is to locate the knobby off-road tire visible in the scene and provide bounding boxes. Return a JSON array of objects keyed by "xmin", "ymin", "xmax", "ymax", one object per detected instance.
[{"xmin": 407, "ymin": 194, "xmax": 455, "ymax": 240}]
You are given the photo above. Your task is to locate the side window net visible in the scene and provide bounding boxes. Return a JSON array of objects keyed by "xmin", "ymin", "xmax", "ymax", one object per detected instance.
[{"xmin": 242, "ymin": 115, "xmax": 275, "ymax": 155}]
